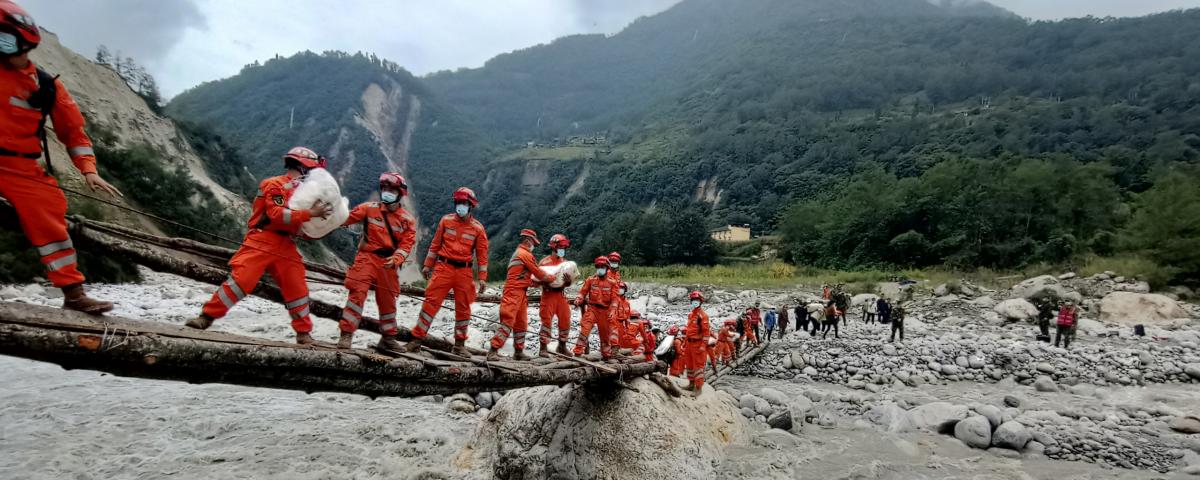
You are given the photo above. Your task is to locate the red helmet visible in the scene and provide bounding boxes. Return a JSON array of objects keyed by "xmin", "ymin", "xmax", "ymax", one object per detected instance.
[
  {"xmin": 548, "ymin": 234, "xmax": 570, "ymax": 249},
  {"xmin": 594, "ymin": 256, "xmax": 610, "ymax": 268},
  {"xmin": 283, "ymin": 146, "xmax": 325, "ymax": 170},
  {"xmin": 452, "ymin": 187, "xmax": 478, "ymax": 207},
  {"xmin": 630, "ymin": 310, "xmax": 641, "ymax": 319},
  {"xmin": 617, "ymin": 281, "xmax": 628, "ymax": 293},
  {"xmin": 379, "ymin": 172, "xmax": 408, "ymax": 193},
  {"xmin": 0, "ymin": 2, "xmax": 40, "ymax": 51},
  {"xmin": 519, "ymin": 228, "xmax": 540, "ymax": 245},
  {"xmin": 608, "ymin": 252, "xmax": 622, "ymax": 263},
  {"xmin": 689, "ymin": 291, "xmax": 705, "ymax": 302},
  {"xmin": 667, "ymin": 325, "xmax": 680, "ymax": 335}
]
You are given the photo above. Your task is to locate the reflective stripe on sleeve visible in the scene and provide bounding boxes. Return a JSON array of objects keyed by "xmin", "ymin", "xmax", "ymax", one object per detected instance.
[
  {"xmin": 36, "ymin": 239, "xmax": 73, "ymax": 257},
  {"xmin": 282, "ymin": 209, "xmax": 292, "ymax": 225},
  {"xmin": 45, "ymin": 253, "xmax": 77, "ymax": 272},
  {"xmin": 9, "ymin": 96, "xmax": 34, "ymax": 110},
  {"xmin": 68, "ymin": 146, "xmax": 95, "ymax": 157}
]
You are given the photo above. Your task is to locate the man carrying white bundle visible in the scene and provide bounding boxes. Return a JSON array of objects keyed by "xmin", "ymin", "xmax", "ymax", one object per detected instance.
[
  {"xmin": 188, "ymin": 147, "xmax": 332, "ymax": 344},
  {"xmin": 537, "ymin": 234, "xmax": 575, "ymax": 357},
  {"xmin": 335, "ymin": 172, "xmax": 416, "ymax": 350}
]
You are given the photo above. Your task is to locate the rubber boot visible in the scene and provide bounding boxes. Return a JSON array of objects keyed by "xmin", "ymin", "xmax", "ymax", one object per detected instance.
[
  {"xmin": 337, "ymin": 331, "xmax": 354, "ymax": 349},
  {"xmin": 513, "ymin": 348, "xmax": 531, "ymax": 361},
  {"xmin": 556, "ymin": 342, "xmax": 571, "ymax": 357},
  {"xmin": 62, "ymin": 283, "xmax": 113, "ymax": 315},
  {"xmin": 486, "ymin": 347, "xmax": 502, "ymax": 362},
  {"xmin": 296, "ymin": 332, "xmax": 315, "ymax": 345},
  {"xmin": 378, "ymin": 334, "xmax": 403, "ymax": 352},
  {"xmin": 538, "ymin": 343, "xmax": 551, "ymax": 358},
  {"xmin": 451, "ymin": 338, "xmax": 470, "ymax": 357},
  {"xmin": 185, "ymin": 313, "xmax": 214, "ymax": 330},
  {"xmin": 401, "ymin": 337, "xmax": 424, "ymax": 353}
]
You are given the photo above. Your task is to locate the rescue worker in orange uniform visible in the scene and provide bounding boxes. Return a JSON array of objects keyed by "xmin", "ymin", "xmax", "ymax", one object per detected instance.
[
  {"xmin": 188, "ymin": 147, "xmax": 332, "ymax": 344},
  {"xmin": 667, "ymin": 325, "xmax": 685, "ymax": 377},
  {"xmin": 607, "ymin": 281, "xmax": 632, "ymax": 352},
  {"xmin": 573, "ymin": 256, "xmax": 618, "ymax": 360},
  {"xmin": 607, "ymin": 251, "xmax": 623, "ymax": 283},
  {"xmin": 537, "ymin": 234, "xmax": 573, "ymax": 356},
  {"xmin": 684, "ymin": 291, "xmax": 712, "ymax": 395},
  {"xmin": 742, "ymin": 309, "xmax": 760, "ymax": 346},
  {"xmin": 488, "ymin": 229, "xmax": 553, "ymax": 361},
  {"xmin": 716, "ymin": 319, "xmax": 736, "ymax": 366},
  {"xmin": 336, "ymin": 172, "xmax": 416, "ymax": 350},
  {"xmin": 613, "ymin": 303, "xmax": 644, "ymax": 354},
  {"xmin": 638, "ymin": 314, "xmax": 656, "ymax": 362},
  {"xmin": 0, "ymin": 1, "xmax": 123, "ymax": 313},
  {"xmin": 403, "ymin": 187, "xmax": 488, "ymax": 356}
]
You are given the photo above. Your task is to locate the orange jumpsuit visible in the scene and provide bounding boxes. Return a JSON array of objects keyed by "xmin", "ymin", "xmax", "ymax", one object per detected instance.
[
  {"xmin": 537, "ymin": 253, "xmax": 571, "ymax": 346},
  {"xmin": 742, "ymin": 316, "xmax": 759, "ymax": 345},
  {"xmin": 0, "ymin": 62, "xmax": 96, "ymax": 288},
  {"xmin": 613, "ymin": 317, "xmax": 644, "ymax": 353},
  {"xmin": 641, "ymin": 324, "xmax": 656, "ymax": 362},
  {"xmin": 415, "ymin": 213, "xmax": 489, "ymax": 341},
  {"xmin": 706, "ymin": 336, "xmax": 718, "ymax": 371},
  {"xmin": 202, "ymin": 174, "xmax": 314, "ymax": 333},
  {"xmin": 685, "ymin": 307, "xmax": 712, "ymax": 389},
  {"xmin": 607, "ymin": 295, "xmax": 631, "ymax": 349},
  {"xmin": 490, "ymin": 243, "xmax": 552, "ymax": 350},
  {"xmin": 669, "ymin": 336, "xmax": 686, "ymax": 376},
  {"xmin": 339, "ymin": 202, "xmax": 415, "ymax": 335},
  {"xmin": 573, "ymin": 275, "xmax": 617, "ymax": 358},
  {"xmin": 716, "ymin": 325, "xmax": 735, "ymax": 365}
]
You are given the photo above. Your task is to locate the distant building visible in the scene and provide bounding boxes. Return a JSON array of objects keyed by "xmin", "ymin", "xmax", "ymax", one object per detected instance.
[{"xmin": 711, "ymin": 225, "xmax": 751, "ymax": 242}]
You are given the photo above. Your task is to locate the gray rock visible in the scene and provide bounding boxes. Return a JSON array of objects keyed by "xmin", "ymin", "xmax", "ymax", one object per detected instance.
[
  {"xmin": 865, "ymin": 403, "xmax": 914, "ymax": 433},
  {"xmin": 955, "ymin": 356, "xmax": 970, "ymax": 368},
  {"xmin": 1171, "ymin": 416, "xmax": 1200, "ymax": 434},
  {"xmin": 1025, "ymin": 440, "xmax": 1046, "ymax": 455},
  {"xmin": 789, "ymin": 352, "xmax": 805, "ymax": 369},
  {"xmin": 941, "ymin": 365, "xmax": 961, "ymax": 376},
  {"xmin": 759, "ymin": 388, "xmax": 790, "ymax": 406},
  {"xmin": 767, "ymin": 410, "xmax": 794, "ymax": 431},
  {"xmin": 909, "ymin": 402, "xmax": 969, "ymax": 432},
  {"xmin": 447, "ymin": 399, "xmax": 477, "ymax": 413},
  {"xmin": 754, "ymin": 398, "xmax": 774, "ymax": 417},
  {"xmin": 1035, "ymin": 363, "xmax": 1056, "ymax": 374},
  {"xmin": 666, "ymin": 287, "xmax": 689, "ymax": 303},
  {"xmin": 740, "ymin": 407, "xmax": 755, "ymax": 419},
  {"xmin": 994, "ymin": 298, "xmax": 1039, "ymax": 321},
  {"xmin": 802, "ymin": 366, "xmax": 818, "ymax": 376},
  {"xmin": 882, "ymin": 344, "xmax": 898, "ymax": 356},
  {"xmin": 955, "ymin": 416, "xmax": 992, "ymax": 449},
  {"xmin": 738, "ymin": 394, "xmax": 760, "ymax": 411},
  {"xmin": 1058, "ymin": 272, "xmax": 1076, "ymax": 280},
  {"xmin": 475, "ymin": 392, "xmax": 495, "ymax": 409},
  {"xmin": 1185, "ymin": 364, "xmax": 1200, "ymax": 380},
  {"xmin": 1003, "ymin": 395, "xmax": 1022, "ymax": 408},
  {"xmin": 977, "ymin": 405, "xmax": 1003, "ymax": 429},
  {"xmin": 968, "ymin": 356, "xmax": 985, "ymax": 369},
  {"xmin": 992, "ymin": 421, "xmax": 1032, "ymax": 450},
  {"xmin": 1033, "ymin": 376, "xmax": 1058, "ymax": 392}
]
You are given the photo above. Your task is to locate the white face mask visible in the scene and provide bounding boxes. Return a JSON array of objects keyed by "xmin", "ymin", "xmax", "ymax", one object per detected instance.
[
  {"xmin": 619, "ymin": 288, "xmax": 627, "ymax": 296},
  {"xmin": 380, "ymin": 191, "xmax": 399, "ymax": 204},
  {"xmin": 556, "ymin": 248, "xmax": 566, "ymax": 257},
  {"xmin": 0, "ymin": 33, "xmax": 18, "ymax": 55},
  {"xmin": 691, "ymin": 300, "xmax": 702, "ymax": 309},
  {"xmin": 610, "ymin": 263, "xmax": 619, "ymax": 269},
  {"xmin": 455, "ymin": 204, "xmax": 470, "ymax": 217},
  {"xmin": 596, "ymin": 267, "xmax": 607, "ymax": 277}
]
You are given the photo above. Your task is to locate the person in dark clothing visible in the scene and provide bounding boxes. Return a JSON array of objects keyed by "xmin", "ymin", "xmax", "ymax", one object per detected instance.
[
  {"xmin": 890, "ymin": 304, "xmax": 906, "ymax": 342},
  {"xmin": 795, "ymin": 304, "xmax": 810, "ymax": 334},
  {"xmin": 735, "ymin": 314, "xmax": 745, "ymax": 352},
  {"xmin": 779, "ymin": 305, "xmax": 789, "ymax": 337},
  {"xmin": 1034, "ymin": 296, "xmax": 1055, "ymax": 342},
  {"xmin": 878, "ymin": 299, "xmax": 892, "ymax": 324}
]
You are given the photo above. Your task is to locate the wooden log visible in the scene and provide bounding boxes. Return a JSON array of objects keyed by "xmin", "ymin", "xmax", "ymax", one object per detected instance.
[
  {"xmin": 0, "ymin": 302, "xmax": 659, "ymax": 398},
  {"xmin": 715, "ymin": 341, "xmax": 769, "ymax": 378}
]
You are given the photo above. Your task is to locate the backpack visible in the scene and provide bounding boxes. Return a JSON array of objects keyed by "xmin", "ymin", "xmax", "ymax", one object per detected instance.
[{"xmin": 25, "ymin": 67, "xmax": 59, "ymax": 176}]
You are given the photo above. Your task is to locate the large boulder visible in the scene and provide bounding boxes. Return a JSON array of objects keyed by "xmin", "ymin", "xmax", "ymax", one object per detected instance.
[
  {"xmin": 992, "ymin": 421, "xmax": 1032, "ymax": 450},
  {"xmin": 1098, "ymin": 292, "xmax": 1190, "ymax": 325},
  {"xmin": 994, "ymin": 299, "xmax": 1038, "ymax": 321},
  {"xmin": 456, "ymin": 379, "xmax": 750, "ymax": 479},
  {"xmin": 954, "ymin": 416, "xmax": 992, "ymax": 449},
  {"xmin": 865, "ymin": 403, "xmax": 914, "ymax": 433},
  {"xmin": 908, "ymin": 402, "xmax": 969, "ymax": 433},
  {"xmin": 1012, "ymin": 275, "xmax": 1068, "ymax": 300},
  {"xmin": 666, "ymin": 287, "xmax": 689, "ymax": 303},
  {"xmin": 1170, "ymin": 416, "xmax": 1200, "ymax": 434},
  {"xmin": 758, "ymin": 388, "xmax": 790, "ymax": 407}
]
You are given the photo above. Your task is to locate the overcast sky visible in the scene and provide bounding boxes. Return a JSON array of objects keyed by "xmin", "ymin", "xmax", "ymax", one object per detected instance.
[{"xmin": 22, "ymin": 0, "xmax": 1200, "ymax": 98}]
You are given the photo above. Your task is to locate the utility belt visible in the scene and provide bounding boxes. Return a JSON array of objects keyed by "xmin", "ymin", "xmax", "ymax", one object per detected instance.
[
  {"xmin": 369, "ymin": 248, "xmax": 396, "ymax": 258},
  {"xmin": 588, "ymin": 302, "xmax": 609, "ymax": 309},
  {"xmin": 543, "ymin": 286, "xmax": 565, "ymax": 293},
  {"xmin": 0, "ymin": 147, "xmax": 41, "ymax": 159},
  {"xmin": 437, "ymin": 256, "xmax": 471, "ymax": 268}
]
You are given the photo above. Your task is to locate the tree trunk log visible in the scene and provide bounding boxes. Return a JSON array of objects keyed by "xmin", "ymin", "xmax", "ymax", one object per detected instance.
[{"xmin": 0, "ymin": 302, "xmax": 659, "ymax": 398}]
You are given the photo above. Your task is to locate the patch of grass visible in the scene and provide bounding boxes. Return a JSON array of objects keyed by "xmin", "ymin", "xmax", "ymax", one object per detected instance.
[{"xmin": 1078, "ymin": 254, "xmax": 1171, "ymax": 289}]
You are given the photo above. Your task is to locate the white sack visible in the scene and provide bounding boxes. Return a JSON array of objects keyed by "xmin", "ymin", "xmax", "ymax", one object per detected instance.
[
  {"xmin": 540, "ymin": 261, "xmax": 580, "ymax": 288},
  {"xmin": 287, "ymin": 168, "xmax": 350, "ymax": 239}
]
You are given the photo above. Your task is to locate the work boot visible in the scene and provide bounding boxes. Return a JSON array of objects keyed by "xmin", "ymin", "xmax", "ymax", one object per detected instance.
[
  {"xmin": 486, "ymin": 347, "xmax": 502, "ymax": 362},
  {"xmin": 556, "ymin": 342, "xmax": 572, "ymax": 357},
  {"xmin": 401, "ymin": 337, "xmax": 424, "ymax": 353},
  {"xmin": 336, "ymin": 331, "xmax": 354, "ymax": 349},
  {"xmin": 185, "ymin": 314, "xmax": 214, "ymax": 330},
  {"xmin": 538, "ymin": 344, "xmax": 551, "ymax": 358},
  {"xmin": 513, "ymin": 348, "xmax": 531, "ymax": 361},
  {"xmin": 296, "ymin": 332, "xmax": 315, "ymax": 345},
  {"xmin": 451, "ymin": 338, "xmax": 470, "ymax": 357},
  {"xmin": 61, "ymin": 284, "xmax": 114, "ymax": 315},
  {"xmin": 378, "ymin": 334, "xmax": 403, "ymax": 352}
]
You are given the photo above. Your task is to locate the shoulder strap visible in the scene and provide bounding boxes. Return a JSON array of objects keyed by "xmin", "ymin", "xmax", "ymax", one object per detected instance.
[
  {"xmin": 380, "ymin": 207, "xmax": 398, "ymax": 249},
  {"xmin": 31, "ymin": 67, "xmax": 59, "ymax": 177}
]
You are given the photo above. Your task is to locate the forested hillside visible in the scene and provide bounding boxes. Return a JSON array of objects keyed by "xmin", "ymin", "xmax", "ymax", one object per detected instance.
[{"xmin": 167, "ymin": 0, "xmax": 1200, "ymax": 283}]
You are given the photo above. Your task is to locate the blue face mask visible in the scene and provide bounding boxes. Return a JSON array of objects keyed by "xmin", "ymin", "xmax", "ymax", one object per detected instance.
[
  {"xmin": 691, "ymin": 300, "xmax": 702, "ymax": 309},
  {"xmin": 0, "ymin": 33, "xmax": 18, "ymax": 55},
  {"xmin": 381, "ymin": 191, "xmax": 399, "ymax": 204},
  {"xmin": 596, "ymin": 267, "xmax": 607, "ymax": 277},
  {"xmin": 556, "ymin": 248, "xmax": 566, "ymax": 258},
  {"xmin": 455, "ymin": 204, "xmax": 470, "ymax": 217}
]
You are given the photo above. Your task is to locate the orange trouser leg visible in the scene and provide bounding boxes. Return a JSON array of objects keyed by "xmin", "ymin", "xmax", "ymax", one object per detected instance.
[
  {"xmin": 539, "ymin": 290, "xmax": 571, "ymax": 345},
  {"xmin": 706, "ymin": 345, "xmax": 717, "ymax": 369},
  {"xmin": 491, "ymin": 287, "xmax": 529, "ymax": 350},
  {"xmin": 267, "ymin": 254, "xmax": 312, "ymax": 334},
  {"xmin": 0, "ymin": 162, "xmax": 84, "ymax": 287},
  {"xmin": 590, "ymin": 307, "xmax": 613, "ymax": 359},
  {"xmin": 686, "ymin": 340, "xmax": 706, "ymax": 389},
  {"xmin": 340, "ymin": 253, "xmax": 377, "ymax": 333},
  {"xmin": 414, "ymin": 264, "xmax": 474, "ymax": 340},
  {"xmin": 670, "ymin": 352, "xmax": 685, "ymax": 376},
  {"xmin": 202, "ymin": 241, "xmax": 271, "ymax": 320},
  {"xmin": 574, "ymin": 309, "xmax": 594, "ymax": 355},
  {"xmin": 374, "ymin": 260, "xmax": 400, "ymax": 336}
]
